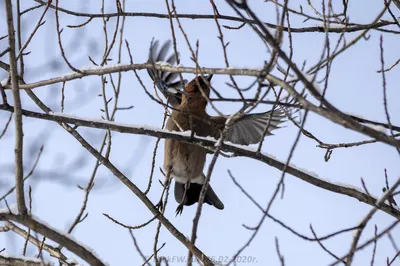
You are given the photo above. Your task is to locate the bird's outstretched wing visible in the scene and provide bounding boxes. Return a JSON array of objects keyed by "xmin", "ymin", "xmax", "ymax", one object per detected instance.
[
  {"xmin": 210, "ymin": 107, "xmax": 293, "ymax": 145},
  {"xmin": 147, "ymin": 40, "xmax": 187, "ymax": 106}
]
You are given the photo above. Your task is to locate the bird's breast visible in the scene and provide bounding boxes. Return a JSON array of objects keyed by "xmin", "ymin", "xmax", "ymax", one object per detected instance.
[{"xmin": 164, "ymin": 138, "xmax": 207, "ymax": 184}]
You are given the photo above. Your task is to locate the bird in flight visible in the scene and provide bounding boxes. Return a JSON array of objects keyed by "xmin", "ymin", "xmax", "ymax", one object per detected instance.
[{"xmin": 147, "ymin": 40, "xmax": 297, "ymax": 215}]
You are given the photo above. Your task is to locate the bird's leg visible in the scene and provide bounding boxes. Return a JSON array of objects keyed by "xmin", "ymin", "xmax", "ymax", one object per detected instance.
[
  {"xmin": 155, "ymin": 197, "xmax": 164, "ymax": 212},
  {"xmin": 156, "ymin": 166, "xmax": 172, "ymax": 212},
  {"xmin": 175, "ymin": 181, "xmax": 191, "ymax": 216},
  {"xmin": 155, "ymin": 181, "xmax": 167, "ymax": 211}
]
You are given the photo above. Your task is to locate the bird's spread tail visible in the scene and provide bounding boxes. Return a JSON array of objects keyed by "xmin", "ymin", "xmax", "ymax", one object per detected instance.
[{"xmin": 174, "ymin": 182, "xmax": 224, "ymax": 210}]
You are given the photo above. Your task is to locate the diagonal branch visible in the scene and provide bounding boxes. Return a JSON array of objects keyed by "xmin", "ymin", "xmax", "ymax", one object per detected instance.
[
  {"xmin": 19, "ymin": 90, "xmax": 215, "ymax": 266},
  {"xmin": 4, "ymin": 221, "xmax": 72, "ymax": 264},
  {"xmin": 1, "ymin": 104, "xmax": 399, "ymax": 221},
  {"xmin": 0, "ymin": 211, "xmax": 105, "ymax": 265}
]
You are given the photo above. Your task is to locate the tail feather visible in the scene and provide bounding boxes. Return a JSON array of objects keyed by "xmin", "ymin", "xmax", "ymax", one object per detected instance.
[
  {"xmin": 174, "ymin": 182, "xmax": 224, "ymax": 210},
  {"xmin": 204, "ymin": 183, "xmax": 224, "ymax": 210}
]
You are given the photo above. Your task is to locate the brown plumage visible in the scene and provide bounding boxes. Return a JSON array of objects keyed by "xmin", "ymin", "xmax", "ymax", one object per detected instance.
[
  {"xmin": 148, "ymin": 40, "xmax": 295, "ymax": 215},
  {"xmin": 163, "ymin": 75, "xmax": 225, "ymax": 215}
]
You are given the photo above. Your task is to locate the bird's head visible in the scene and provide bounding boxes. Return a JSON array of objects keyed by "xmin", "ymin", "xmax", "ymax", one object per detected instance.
[{"xmin": 182, "ymin": 75, "xmax": 213, "ymax": 108}]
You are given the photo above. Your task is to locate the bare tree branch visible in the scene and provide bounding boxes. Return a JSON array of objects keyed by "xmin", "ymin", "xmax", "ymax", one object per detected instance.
[
  {"xmin": 0, "ymin": 211, "xmax": 105, "ymax": 265},
  {"xmin": 4, "ymin": 0, "xmax": 27, "ymax": 215}
]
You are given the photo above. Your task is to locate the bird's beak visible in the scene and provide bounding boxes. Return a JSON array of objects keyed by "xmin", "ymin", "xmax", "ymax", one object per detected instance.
[{"xmin": 206, "ymin": 74, "xmax": 213, "ymax": 82}]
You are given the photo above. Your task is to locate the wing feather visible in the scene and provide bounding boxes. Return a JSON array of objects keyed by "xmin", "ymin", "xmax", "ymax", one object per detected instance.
[
  {"xmin": 147, "ymin": 39, "xmax": 187, "ymax": 106},
  {"xmin": 210, "ymin": 107, "xmax": 293, "ymax": 145}
]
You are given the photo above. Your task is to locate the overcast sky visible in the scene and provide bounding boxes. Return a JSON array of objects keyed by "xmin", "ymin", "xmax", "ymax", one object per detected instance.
[{"xmin": 1, "ymin": 0, "xmax": 400, "ymax": 265}]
